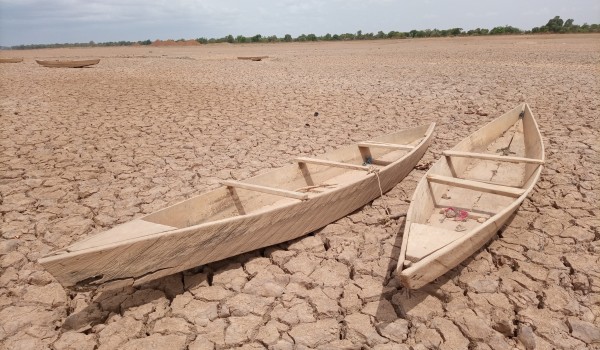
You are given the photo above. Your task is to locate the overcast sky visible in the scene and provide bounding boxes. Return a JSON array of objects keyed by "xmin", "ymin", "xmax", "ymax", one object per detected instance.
[{"xmin": 1, "ymin": 0, "xmax": 598, "ymax": 46}]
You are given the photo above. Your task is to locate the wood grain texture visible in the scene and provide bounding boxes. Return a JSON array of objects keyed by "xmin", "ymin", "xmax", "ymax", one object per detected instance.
[
  {"xmin": 442, "ymin": 150, "xmax": 545, "ymax": 164},
  {"xmin": 39, "ymin": 123, "xmax": 435, "ymax": 290},
  {"xmin": 221, "ymin": 180, "xmax": 309, "ymax": 200},
  {"xmin": 295, "ymin": 157, "xmax": 372, "ymax": 171},
  {"xmin": 358, "ymin": 141, "xmax": 416, "ymax": 150},
  {"xmin": 397, "ymin": 104, "xmax": 544, "ymax": 289},
  {"xmin": 426, "ymin": 174, "xmax": 525, "ymax": 197}
]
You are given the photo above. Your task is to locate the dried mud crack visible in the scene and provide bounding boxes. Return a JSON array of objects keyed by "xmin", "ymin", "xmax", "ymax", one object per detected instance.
[{"xmin": 1, "ymin": 35, "xmax": 599, "ymax": 349}]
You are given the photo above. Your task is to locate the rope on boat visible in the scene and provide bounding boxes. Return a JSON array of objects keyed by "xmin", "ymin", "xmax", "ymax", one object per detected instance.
[{"xmin": 367, "ymin": 165, "xmax": 392, "ymax": 219}]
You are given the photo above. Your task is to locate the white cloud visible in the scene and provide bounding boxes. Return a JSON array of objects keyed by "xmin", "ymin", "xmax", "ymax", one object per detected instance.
[{"xmin": 1, "ymin": 0, "xmax": 599, "ymax": 46}]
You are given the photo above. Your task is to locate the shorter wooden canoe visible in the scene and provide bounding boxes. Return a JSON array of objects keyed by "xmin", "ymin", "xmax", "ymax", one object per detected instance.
[
  {"xmin": 397, "ymin": 104, "xmax": 544, "ymax": 289},
  {"xmin": 238, "ymin": 56, "xmax": 268, "ymax": 61},
  {"xmin": 36, "ymin": 59, "xmax": 100, "ymax": 68},
  {"xmin": 0, "ymin": 58, "xmax": 23, "ymax": 63},
  {"xmin": 40, "ymin": 123, "xmax": 435, "ymax": 291}
]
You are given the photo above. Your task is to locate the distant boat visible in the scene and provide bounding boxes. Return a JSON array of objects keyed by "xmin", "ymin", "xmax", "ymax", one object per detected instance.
[
  {"xmin": 36, "ymin": 59, "xmax": 100, "ymax": 68},
  {"xmin": 39, "ymin": 123, "xmax": 435, "ymax": 291},
  {"xmin": 237, "ymin": 56, "xmax": 269, "ymax": 61},
  {"xmin": 0, "ymin": 58, "xmax": 23, "ymax": 63},
  {"xmin": 397, "ymin": 104, "xmax": 544, "ymax": 289}
]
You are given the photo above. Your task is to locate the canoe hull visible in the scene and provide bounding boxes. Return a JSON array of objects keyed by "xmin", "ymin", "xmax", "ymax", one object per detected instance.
[
  {"xmin": 397, "ymin": 104, "xmax": 544, "ymax": 289},
  {"xmin": 40, "ymin": 124, "xmax": 435, "ymax": 290},
  {"xmin": 0, "ymin": 58, "xmax": 23, "ymax": 63},
  {"xmin": 36, "ymin": 59, "xmax": 100, "ymax": 68},
  {"xmin": 398, "ymin": 174, "xmax": 539, "ymax": 289}
]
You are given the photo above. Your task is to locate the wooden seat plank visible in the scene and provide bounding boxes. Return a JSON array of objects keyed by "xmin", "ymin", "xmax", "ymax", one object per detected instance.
[
  {"xmin": 295, "ymin": 157, "xmax": 371, "ymax": 171},
  {"xmin": 358, "ymin": 141, "xmax": 415, "ymax": 150},
  {"xmin": 427, "ymin": 174, "xmax": 525, "ymax": 198},
  {"xmin": 443, "ymin": 150, "xmax": 544, "ymax": 165},
  {"xmin": 221, "ymin": 180, "xmax": 308, "ymax": 200}
]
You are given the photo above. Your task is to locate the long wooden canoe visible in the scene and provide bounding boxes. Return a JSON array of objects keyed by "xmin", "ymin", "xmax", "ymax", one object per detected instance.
[
  {"xmin": 40, "ymin": 123, "xmax": 435, "ymax": 291},
  {"xmin": 0, "ymin": 58, "xmax": 23, "ymax": 63},
  {"xmin": 238, "ymin": 56, "xmax": 269, "ymax": 61},
  {"xmin": 36, "ymin": 59, "xmax": 100, "ymax": 68},
  {"xmin": 396, "ymin": 104, "xmax": 544, "ymax": 289}
]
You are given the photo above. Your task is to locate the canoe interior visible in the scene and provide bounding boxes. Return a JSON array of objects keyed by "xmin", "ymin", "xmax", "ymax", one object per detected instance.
[
  {"xmin": 404, "ymin": 104, "xmax": 543, "ymax": 263},
  {"xmin": 67, "ymin": 124, "xmax": 431, "ymax": 252}
]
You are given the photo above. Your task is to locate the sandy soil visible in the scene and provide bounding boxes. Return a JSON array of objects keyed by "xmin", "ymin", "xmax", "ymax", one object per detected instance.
[{"xmin": 0, "ymin": 34, "xmax": 599, "ymax": 349}]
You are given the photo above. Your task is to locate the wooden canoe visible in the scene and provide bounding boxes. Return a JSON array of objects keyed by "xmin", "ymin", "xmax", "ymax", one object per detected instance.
[
  {"xmin": 40, "ymin": 123, "xmax": 435, "ymax": 291},
  {"xmin": 36, "ymin": 59, "xmax": 100, "ymax": 68},
  {"xmin": 0, "ymin": 58, "xmax": 23, "ymax": 63},
  {"xmin": 237, "ymin": 56, "xmax": 268, "ymax": 61},
  {"xmin": 396, "ymin": 104, "xmax": 544, "ymax": 289}
]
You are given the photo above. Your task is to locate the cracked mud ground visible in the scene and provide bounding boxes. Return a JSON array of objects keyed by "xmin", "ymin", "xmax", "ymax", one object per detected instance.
[{"xmin": 0, "ymin": 35, "xmax": 598, "ymax": 349}]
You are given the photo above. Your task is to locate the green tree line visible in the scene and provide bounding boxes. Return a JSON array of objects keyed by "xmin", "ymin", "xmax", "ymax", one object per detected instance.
[{"xmin": 8, "ymin": 16, "xmax": 599, "ymax": 50}]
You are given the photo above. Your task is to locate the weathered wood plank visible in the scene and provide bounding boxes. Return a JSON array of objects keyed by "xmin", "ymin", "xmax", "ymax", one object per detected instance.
[
  {"xmin": 427, "ymin": 174, "xmax": 525, "ymax": 197},
  {"xmin": 405, "ymin": 223, "xmax": 465, "ymax": 262},
  {"xmin": 443, "ymin": 150, "xmax": 544, "ymax": 165},
  {"xmin": 358, "ymin": 141, "xmax": 415, "ymax": 150},
  {"xmin": 295, "ymin": 157, "xmax": 371, "ymax": 171},
  {"xmin": 221, "ymin": 180, "xmax": 308, "ymax": 200}
]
